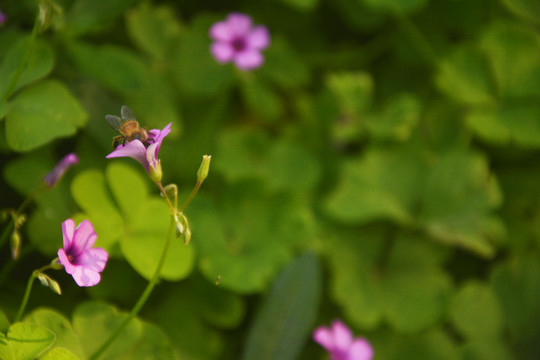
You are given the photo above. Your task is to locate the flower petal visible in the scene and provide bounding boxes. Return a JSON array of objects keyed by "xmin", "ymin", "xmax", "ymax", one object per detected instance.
[
  {"xmin": 209, "ymin": 21, "xmax": 234, "ymax": 42},
  {"xmin": 226, "ymin": 13, "xmax": 252, "ymax": 35},
  {"xmin": 313, "ymin": 327, "xmax": 335, "ymax": 350},
  {"xmin": 78, "ymin": 247, "xmax": 109, "ymax": 272},
  {"xmin": 211, "ymin": 42, "xmax": 235, "ymax": 63},
  {"xmin": 349, "ymin": 339, "xmax": 374, "ymax": 360},
  {"xmin": 71, "ymin": 265, "xmax": 102, "ymax": 287},
  {"xmin": 106, "ymin": 140, "xmax": 149, "ymax": 172},
  {"xmin": 73, "ymin": 219, "xmax": 97, "ymax": 253},
  {"xmin": 62, "ymin": 219, "xmax": 75, "ymax": 249},
  {"xmin": 152, "ymin": 123, "xmax": 172, "ymax": 150},
  {"xmin": 57, "ymin": 248, "xmax": 77, "ymax": 275},
  {"xmin": 332, "ymin": 320, "xmax": 354, "ymax": 350},
  {"xmin": 246, "ymin": 25, "xmax": 270, "ymax": 50},
  {"xmin": 234, "ymin": 50, "xmax": 264, "ymax": 70}
]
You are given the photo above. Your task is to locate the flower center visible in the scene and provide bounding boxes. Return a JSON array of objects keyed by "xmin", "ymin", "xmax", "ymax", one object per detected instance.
[
  {"xmin": 231, "ymin": 37, "xmax": 247, "ymax": 52},
  {"xmin": 67, "ymin": 254, "xmax": 75, "ymax": 263}
]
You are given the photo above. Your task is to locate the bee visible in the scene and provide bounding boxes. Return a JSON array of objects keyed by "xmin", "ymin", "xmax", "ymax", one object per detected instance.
[{"xmin": 106, "ymin": 105, "xmax": 150, "ymax": 148}]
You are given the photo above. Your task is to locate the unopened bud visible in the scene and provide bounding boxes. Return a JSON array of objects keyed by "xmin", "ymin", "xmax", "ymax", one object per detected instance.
[
  {"xmin": 197, "ymin": 155, "xmax": 211, "ymax": 183},
  {"xmin": 162, "ymin": 184, "xmax": 178, "ymax": 199},
  {"xmin": 43, "ymin": 153, "xmax": 78, "ymax": 187},
  {"xmin": 174, "ymin": 211, "xmax": 192, "ymax": 245},
  {"xmin": 38, "ymin": 0, "xmax": 63, "ymax": 32},
  {"xmin": 50, "ymin": 258, "xmax": 63, "ymax": 270},
  {"xmin": 36, "ymin": 272, "xmax": 62, "ymax": 295},
  {"xmin": 11, "ymin": 230, "xmax": 21, "ymax": 259}
]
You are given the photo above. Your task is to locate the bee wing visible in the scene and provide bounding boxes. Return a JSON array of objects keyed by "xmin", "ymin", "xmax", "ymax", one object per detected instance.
[
  {"xmin": 105, "ymin": 115, "xmax": 122, "ymax": 131},
  {"xmin": 121, "ymin": 105, "xmax": 136, "ymax": 121}
]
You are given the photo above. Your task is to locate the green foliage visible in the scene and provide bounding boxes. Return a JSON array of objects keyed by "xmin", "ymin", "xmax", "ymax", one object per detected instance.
[
  {"xmin": 241, "ymin": 253, "xmax": 321, "ymax": 360},
  {"xmin": 1, "ymin": 0, "xmax": 539, "ymax": 359}
]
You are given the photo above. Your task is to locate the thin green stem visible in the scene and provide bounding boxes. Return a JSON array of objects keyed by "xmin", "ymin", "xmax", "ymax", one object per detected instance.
[
  {"xmin": 14, "ymin": 263, "xmax": 54, "ymax": 322},
  {"xmin": 15, "ymin": 271, "xmax": 36, "ymax": 322},
  {"xmin": 157, "ymin": 182, "xmax": 175, "ymax": 214},
  {"xmin": 3, "ymin": 14, "xmax": 41, "ymax": 101},
  {"xmin": 88, "ymin": 216, "xmax": 176, "ymax": 360},
  {"xmin": 178, "ymin": 181, "xmax": 202, "ymax": 213}
]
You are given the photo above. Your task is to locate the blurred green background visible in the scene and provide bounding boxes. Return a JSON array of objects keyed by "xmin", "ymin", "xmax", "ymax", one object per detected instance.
[{"xmin": 1, "ymin": 0, "xmax": 540, "ymax": 359}]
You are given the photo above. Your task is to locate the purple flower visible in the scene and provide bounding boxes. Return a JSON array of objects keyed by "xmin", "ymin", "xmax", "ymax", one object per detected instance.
[
  {"xmin": 57, "ymin": 219, "xmax": 108, "ymax": 287},
  {"xmin": 313, "ymin": 320, "xmax": 373, "ymax": 360},
  {"xmin": 209, "ymin": 12, "xmax": 270, "ymax": 71},
  {"xmin": 0, "ymin": 10, "xmax": 7, "ymax": 25},
  {"xmin": 43, "ymin": 153, "xmax": 79, "ymax": 187},
  {"xmin": 106, "ymin": 123, "xmax": 172, "ymax": 182}
]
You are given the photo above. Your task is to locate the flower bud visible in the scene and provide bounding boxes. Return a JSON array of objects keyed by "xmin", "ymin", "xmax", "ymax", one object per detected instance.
[
  {"xmin": 37, "ymin": 272, "xmax": 62, "ymax": 295},
  {"xmin": 197, "ymin": 155, "xmax": 211, "ymax": 183},
  {"xmin": 43, "ymin": 153, "xmax": 78, "ymax": 187},
  {"xmin": 49, "ymin": 257, "xmax": 64, "ymax": 270},
  {"xmin": 174, "ymin": 211, "xmax": 192, "ymax": 245},
  {"xmin": 11, "ymin": 230, "xmax": 21, "ymax": 259},
  {"xmin": 149, "ymin": 159, "xmax": 163, "ymax": 183}
]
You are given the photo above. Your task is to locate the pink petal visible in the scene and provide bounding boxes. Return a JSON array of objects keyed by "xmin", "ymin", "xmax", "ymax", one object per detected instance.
[
  {"xmin": 209, "ymin": 21, "xmax": 234, "ymax": 42},
  {"xmin": 226, "ymin": 13, "xmax": 252, "ymax": 35},
  {"xmin": 153, "ymin": 123, "xmax": 172, "ymax": 148},
  {"xmin": 246, "ymin": 25, "xmax": 270, "ymax": 50},
  {"xmin": 72, "ymin": 266, "xmax": 101, "ymax": 287},
  {"xmin": 73, "ymin": 220, "xmax": 97, "ymax": 252},
  {"xmin": 57, "ymin": 248, "xmax": 77, "ymax": 275},
  {"xmin": 313, "ymin": 327, "xmax": 335, "ymax": 350},
  {"xmin": 234, "ymin": 50, "xmax": 264, "ymax": 70},
  {"xmin": 62, "ymin": 219, "xmax": 75, "ymax": 249},
  {"xmin": 79, "ymin": 247, "xmax": 109, "ymax": 272},
  {"xmin": 211, "ymin": 42, "xmax": 235, "ymax": 63},
  {"xmin": 332, "ymin": 320, "xmax": 354, "ymax": 350},
  {"xmin": 106, "ymin": 140, "xmax": 149, "ymax": 172},
  {"xmin": 349, "ymin": 339, "xmax": 374, "ymax": 360}
]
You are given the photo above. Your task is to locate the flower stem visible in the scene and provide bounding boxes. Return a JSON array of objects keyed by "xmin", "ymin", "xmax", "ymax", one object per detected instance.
[
  {"xmin": 2, "ymin": 13, "xmax": 40, "ymax": 101},
  {"xmin": 178, "ymin": 181, "xmax": 202, "ymax": 213},
  {"xmin": 157, "ymin": 182, "xmax": 175, "ymax": 214},
  {"xmin": 14, "ymin": 271, "xmax": 36, "ymax": 322},
  {"xmin": 88, "ymin": 216, "xmax": 176, "ymax": 360}
]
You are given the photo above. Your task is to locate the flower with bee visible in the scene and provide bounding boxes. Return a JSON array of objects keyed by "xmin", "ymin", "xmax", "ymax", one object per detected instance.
[
  {"xmin": 106, "ymin": 105, "xmax": 150, "ymax": 149},
  {"xmin": 106, "ymin": 106, "xmax": 171, "ymax": 183}
]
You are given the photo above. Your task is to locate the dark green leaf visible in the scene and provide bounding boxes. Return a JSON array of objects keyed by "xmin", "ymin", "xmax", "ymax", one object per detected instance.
[{"xmin": 242, "ymin": 253, "xmax": 321, "ymax": 360}]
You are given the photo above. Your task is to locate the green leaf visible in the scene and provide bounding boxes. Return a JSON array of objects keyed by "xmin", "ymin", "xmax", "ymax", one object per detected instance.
[
  {"xmin": 241, "ymin": 253, "xmax": 321, "ymax": 360},
  {"xmin": 326, "ymin": 72, "xmax": 373, "ymax": 119},
  {"xmin": 361, "ymin": 0, "xmax": 428, "ymax": 14},
  {"xmin": 72, "ymin": 301, "xmax": 142, "ymax": 360},
  {"xmin": 0, "ymin": 310, "xmax": 9, "ymax": 333},
  {"xmin": 190, "ymin": 183, "xmax": 315, "ymax": 293},
  {"xmin": 449, "ymin": 282, "xmax": 504, "ymax": 341},
  {"xmin": 490, "ymin": 255, "xmax": 540, "ymax": 338},
  {"xmin": 126, "ymin": 2, "xmax": 182, "ymax": 60},
  {"xmin": 116, "ymin": 322, "xmax": 179, "ymax": 360},
  {"xmin": 366, "ymin": 93, "xmax": 420, "ymax": 141},
  {"xmin": 499, "ymin": 0, "xmax": 540, "ymax": 27},
  {"xmin": 67, "ymin": 42, "xmax": 146, "ymax": 96},
  {"xmin": 419, "ymin": 150, "xmax": 504, "ymax": 257},
  {"xmin": 25, "ymin": 308, "xmax": 84, "ymax": 359},
  {"xmin": 40, "ymin": 347, "xmax": 80, "ymax": 360},
  {"xmin": 259, "ymin": 37, "xmax": 309, "ymax": 89},
  {"xmin": 5, "ymin": 80, "xmax": 88, "ymax": 152},
  {"xmin": 64, "ymin": 0, "xmax": 136, "ymax": 37},
  {"xmin": 467, "ymin": 102, "xmax": 540, "ymax": 148},
  {"xmin": 436, "ymin": 45, "xmax": 496, "ymax": 106},
  {"xmin": 480, "ymin": 22, "xmax": 540, "ymax": 99},
  {"xmin": 374, "ymin": 328, "xmax": 460, "ymax": 360},
  {"xmin": 324, "ymin": 147, "xmax": 427, "ymax": 224},
  {"xmin": 144, "ymin": 277, "xmax": 244, "ymax": 360},
  {"xmin": 171, "ymin": 15, "xmax": 234, "ymax": 97},
  {"xmin": 240, "ymin": 77, "xmax": 284, "ymax": 122},
  {"xmin": 275, "ymin": 0, "xmax": 319, "ymax": 11},
  {"xmin": 326, "ymin": 229, "xmax": 451, "ymax": 331},
  {"xmin": 0, "ymin": 323, "xmax": 55, "ymax": 360},
  {"xmin": 0, "ymin": 37, "xmax": 54, "ymax": 99}
]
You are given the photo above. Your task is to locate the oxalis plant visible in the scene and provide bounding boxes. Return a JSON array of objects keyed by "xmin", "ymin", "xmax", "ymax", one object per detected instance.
[{"xmin": 1, "ymin": 104, "xmax": 210, "ymax": 360}]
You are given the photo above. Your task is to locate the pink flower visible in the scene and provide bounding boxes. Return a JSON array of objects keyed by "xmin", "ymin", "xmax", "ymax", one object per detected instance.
[
  {"xmin": 0, "ymin": 10, "xmax": 7, "ymax": 25},
  {"xmin": 106, "ymin": 123, "xmax": 172, "ymax": 182},
  {"xmin": 43, "ymin": 153, "xmax": 79, "ymax": 187},
  {"xmin": 209, "ymin": 12, "xmax": 270, "ymax": 71},
  {"xmin": 57, "ymin": 219, "xmax": 108, "ymax": 287},
  {"xmin": 313, "ymin": 320, "xmax": 373, "ymax": 360}
]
